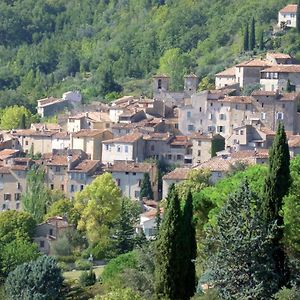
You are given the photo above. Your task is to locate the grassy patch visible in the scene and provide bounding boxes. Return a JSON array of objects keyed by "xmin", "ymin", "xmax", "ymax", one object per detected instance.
[{"xmin": 64, "ymin": 266, "xmax": 104, "ymax": 282}]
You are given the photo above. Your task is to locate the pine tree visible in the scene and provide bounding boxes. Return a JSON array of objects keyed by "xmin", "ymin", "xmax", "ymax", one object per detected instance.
[
  {"xmin": 210, "ymin": 181, "xmax": 278, "ymax": 299},
  {"xmin": 140, "ymin": 173, "xmax": 154, "ymax": 200},
  {"xmin": 249, "ymin": 17, "xmax": 256, "ymax": 50},
  {"xmin": 180, "ymin": 191, "xmax": 197, "ymax": 300},
  {"xmin": 244, "ymin": 22, "xmax": 249, "ymax": 51},
  {"xmin": 259, "ymin": 30, "xmax": 264, "ymax": 51},
  {"xmin": 297, "ymin": 0, "xmax": 300, "ymax": 33},
  {"xmin": 263, "ymin": 122, "xmax": 291, "ymax": 288},
  {"xmin": 155, "ymin": 185, "xmax": 182, "ymax": 299}
]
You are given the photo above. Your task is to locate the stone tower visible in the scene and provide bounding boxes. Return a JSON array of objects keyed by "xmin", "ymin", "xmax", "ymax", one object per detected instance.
[
  {"xmin": 184, "ymin": 73, "xmax": 199, "ymax": 94},
  {"xmin": 153, "ymin": 74, "xmax": 170, "ymax": 93}
]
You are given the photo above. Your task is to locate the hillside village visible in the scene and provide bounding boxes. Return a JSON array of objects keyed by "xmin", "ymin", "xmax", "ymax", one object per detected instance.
[{"xmin": 2, "ymin": 2, "xmax": 300, "ymax": 299}]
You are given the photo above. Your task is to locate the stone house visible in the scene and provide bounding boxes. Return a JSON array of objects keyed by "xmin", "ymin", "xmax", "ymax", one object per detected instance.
[
  {"xmin": 162, "ymin": 167, "xmax": 190, "ymax": 199},
  {"xmin": 278, "ymin": 4, "xmax": 298, "ymax": 28},
  {"xmin": 33, "ymin": 217, "xmax": 74, "ymax": 255},
  {"xmin": 52, "ymin": 132, "xmax": 71, "ymax": 151},
  {"xmin": 215, "ymin": 67, "xmax": 237, "ymax": 89},
  {"xmin": 189, "ymin": 133, "xmax": 225, "ymax": 165},
  {"xmin": 102, "ymin": 132, "xmax": 145, "ymax": 164},
  {"xmin": 260, "ymin": 65, "xmax": 300, "ymax": 92},
  {"xmin": 71, "ymin": 129, "xmax": 113, "ymax": 161},
  {"xmin": 104, "ymin": 161, "xmax": 157, "ymax": 200},
  {"xmin": 266, "ymin": 53, "xmax": 293, "ymax": 65}
]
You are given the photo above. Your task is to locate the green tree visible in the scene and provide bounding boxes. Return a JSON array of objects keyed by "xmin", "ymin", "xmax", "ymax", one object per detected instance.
[
  {"xmin": 259, "ymin": 30, "xmax": 265, "ymax": 51},
  {"xmin": 244, "ymin": 22, "xmax": 249, "ymax": 51},
  {"xmin": 209, "ymin": 181, "xmax": 277, "ymax": 299},
  {"xmin": 286, "ymin": 79, "xmax": 295, "ymax": 92},
  {"xmin": 0, "ymin": 105, "xmax": 31, "ymax": 130},
  {"xmin": 262, "ymin": 123, "xmax": 291, "ymax": 288},
  {"xmin": 249, "ymin": 17, "xmax": 256, "ymax": 50},
  {"xmin": 5, "ymin": 256, "xmax": 63, "ymax": 300},
  {"xmin": 114, "ymin": 198, "xmax": 140, "ymax": 255},
  {"xmin": 273, "ymin": 285, "xmax": 300, "ymax": 300},
  {"xmin": 22, "ymin": 165, "xmax": 48, "ymax": 223},
  {"xmin": 0, "ymin": 210, "xmax": 36, "ymax": 245},
  {"xmin": 198, "ymin": 76, "xmax": 215, "ymax": 91},
  {"xmin": 74, "ymin": 173, "xmax": 122, "ymax": 257},
  {"xmin": 140, "ymin": 173, "xmax": 154, "ymax": 200},
  {"xmin": 155, "ymin": 185, "xmax": 182, "ymax": 299},
  {"xmin": 94, "ymin": 288, "xmax": 143, "ymax": 300},
  {"xmin": 0, "ymin": 239, "xmax": 40, "ymax": 277},
  {"xmin": 297, "ymin": 0, "xmax": 300, "ymax": 33}
]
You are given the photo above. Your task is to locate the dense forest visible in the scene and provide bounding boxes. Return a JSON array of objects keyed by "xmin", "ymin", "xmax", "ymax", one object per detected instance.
[{"xmin": 0, "ymin": 0, "xmax": 297, "ymax": 112}]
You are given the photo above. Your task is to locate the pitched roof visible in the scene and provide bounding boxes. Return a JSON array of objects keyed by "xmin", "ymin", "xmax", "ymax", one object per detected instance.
[
  {"xmin": 215, "ymin": 67, "xmax": 236, "ymax": 77},
  {"xmin": 12, "ymin": 129, "xmax": 55, "ymax": 137},
  {"xmin": 288, "ymin": 135, "xmax": 300, "ymax": 147},
  {"xmin": 72, "ymin": 129, "xmax": 109, "ymax": 138},
  {"xmin": 105, "ymin": 162, "xmax": 155, "ymax": 173},
  {"xmin": 251, "ymin": 90, "xmax": 277, "ymax": 96},
  {"xmin": 53, "ymin": 132, "xmax": 70, "ymax": 139},
  {"xmin": 184, "ymin": 73, "xmax": 198, "ymax": 78},
  {"xmin": 236, "ymin": 59, "xmax": 271, "ymax": 68},
  {"xmin": 280, "ymin": 92, "xmax": 299, "ymax": 101},
  {"xmin": 169, "ymin": 136, "xmax": 192, "ymax": 146},
  {"xmin": 103, "ymin": 132, "xmax": 143, "ymax": 144},
  {"xmin": 163, "ymin": 168, "xmax": 190, "ymax": 180},
  {"xmin": 267, "ymin": 52, "xmax": 292, "ymax": 59},
  {"xmin": 279, "ymin": 4, "xmax": 298, "ymax": 13},
  {"xmin": 70, "ymin": 160, "xmax": 100, "ymax": 173},
  {"xmin": 0, "ymin": 149, "xmax": 19, "ymax": 160},
  {"xmin": 0, "ymin": 167, "xmax": 11, "ymax": 174},
  {"xmin": 196, "ymin": 157, "xmax": 232, "ymax": 172},
  {"xmin": 261, "ymin": 65, "xmax": 300, "ymax": 73},
  {"xmin": 219, "ymin": 96, "xmax": 253, "ymax": 104}
]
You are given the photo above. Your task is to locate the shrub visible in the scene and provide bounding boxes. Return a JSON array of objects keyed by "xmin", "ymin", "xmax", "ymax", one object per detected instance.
[
  {"xmin": 79, "ymin": 269, "xmax": 96, "ymax": 287},
  {"xmin": 57, "ymin": 255, "xmax": 77, "ymax": 264},
  {"xmin": 75, "ymin": 259, "xmax": 93, "ymax": 270}
]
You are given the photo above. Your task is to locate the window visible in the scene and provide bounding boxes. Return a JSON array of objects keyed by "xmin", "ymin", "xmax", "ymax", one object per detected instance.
[
  {"xmin": 198, "ymin": 150, "xmax": 201, "ymax": 157},
  {"xmin": 25, "ymin": 141, "xmax": 29, "ymax": 146},
  {"xmin": 134, "ymin": 191, "xmax": 140, "ymax": 198},
  {"xmin": 80, "ymin": 185, "xmax": 84, "ymax": 191},
  {"xmin": 187, "ymin": 111, "xmax": 191, "ymax": 118},
  {"xmin": 235, "ymin": 104, "xmax": 239, "ymax": 109},
  {"xmin": 188, "ymin": 124, "xmax": 194, "ymax": 131},
  {"xmin": 4, "ymin": 194, "xmax": 11, "ymax": 201},
  {"xmin": 198, "ymin": 141, "xmax": 201, "ymax": 146},
  {"xmin": 40, "ymin": 241, "xmax": 45, "ymax": 248},
  {"xmin": 117, "ymin": 145, "xmax": 121, "ymax": 152},
  {"xmin": 167, "ymin": 154, "xmax": 172, "ymax": 160},
  {"xmin": 210, "ymin": 102, "xmax": 213, "ymax": 107},
  {"xmin": 177, "ymin": 155, "xmax": 183, "ymax": 160},
  {"xmin": 125, "ymin": 145, "xmax": 128, "ymax": 153},
  {"xmin": 245, "ymin": 104, "xmax": 248, "ymax": 110},
  {"xmin": 14, "ymin": 193, "xmax": 21, "ymax": 201},
  {"xmin": 217, "ymin": 126, "xmax": 224, "ymax": 133},
  {"xmin": 261, "ymin": 112, "xmax": 266, "ymax": 120},
  {"xmin": 219, "ymin": 114, "xmax": 226, "ymax": 120},
  {"xmin": 138, "ymin": 179, "xmax": 142, "ymax": 187},
  {"xmin": 199, "ymin": 107, "xmax": 202, "ymax": 112},
  {"xmin": 55, "ymin": 166, "xmax": 60, "ymax": 172},
  {"xmin": 61, "ymin": 184, "xmax": 64, "ymax": 191},
  {"xmin": 116, "ymin": 179, "xmax": 121, "ymax": 186},
  {"xmin": 17, "ymin": 182, "xmax": 21, "ymax": 189},
  {"xmin": 208, "ymin": 126, "xmax": 215, "ymax": 132},
  {"xmin": 49, "ymin": 229, "xmax": 53, "ymax": 236},
  {"xmin": 105, "ymin": 144, "xmax": 109, "ymax": 151},
  {"xmin": 240, "ymin": 130, "xmax": 244, "ymax": 135},
  {"xmin": 158, "ymin": 79, "xmax": 162, "ymax": 89},
  {"xmin": 282, "ymin": 104, "xmax": 285, "ymax": 109},
  {"xmin": 70, "ymin": 185, "xmax": 75, "ymax": 192},
  {"xmin": 277, "ymin": 112, "xmax": 284, "ymax": 120},
  {"xmin": 200, "ymin": 119, "xmax": 202, "ymax": 125},
  {"xmin": 50, "ymin": 184, "xmax": 54, "ymax": 190},
  {"xmin": 208, "ymin": 113, "xmax": 213, "ymax": 120},
  {"xmin": 125, "ymin": 172, "xmax": 129, "ymax": 175},
  {"xmin": 133, "ymin": 172, "xmax": 136, "ymax": 176},
  {"xmin": 261, "ymin": 103, "xmax": 264, "ymax": 108}
]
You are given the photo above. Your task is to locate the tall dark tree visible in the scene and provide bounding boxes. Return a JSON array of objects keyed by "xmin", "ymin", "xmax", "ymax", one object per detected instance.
[
  {"xmin": 155, "ymin": 202, "xmax": 161, "ymax": 236},
  {"xmin": 297, "ymin": 0, "xmax": 300, "ymax": 33},
  {"xmin": 19, "ymin": 113, "xmax": 26, "ymax": 129},
  {"xmin": 259, "ymin": 30, "xmax": 264, "ymax": 51},
  {"xmin": 155, "ymin": 185, "xmax": 182, "ymax": 299},
  {"xmin": 244, "ymin": 22, "xmax": 249, "ymax": 51},
  {"xmin": 249, "ymin": 17, "xmax": 256, "ymax": 50},
  {"xmin": 180, "ymin": 191, "xmax": 197, "ymax": 300},
  {"xmin": 210, "ymin": 181, "xmax": 277, "ymax": 299},
  {"xmin": 263, "ymin": 122, "xmax": 291, "ymax": 288},
  {"xmin": 140, "ymin": 173, "xmax": 154, "ymax": 200}
]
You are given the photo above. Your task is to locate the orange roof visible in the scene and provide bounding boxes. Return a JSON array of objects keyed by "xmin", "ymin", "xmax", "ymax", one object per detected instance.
[
  {"xmin": 280, "ymin": 4, "xmax": 297, "ymax": 13},
  {"xmin": 103, "ymin": 132, "xmax": 143, "ymax": 144},
  {"xmin": 251, "ymin": 90, "xmax": 277, "ymax": 96},
  {"xmin": 163, "ymin": 168, "xmax": 190, "ymax": 180},
  {"xmin": 288, "ymin": 135, "xmax": 300, "ymax": 147},
  {"xmin": 261, "ymin": 65, "xmax": 300, "ymax": 73},
  {"xmin": 196, "ymin": 157, "xmax": 232, "ymax": 172},
  {"xmin": 236, "ymin": 59, "xmax": 271, "ymax": 68},
  {"xmin": 72, "ymin": 129, "xmax": 108, "ymax": 138},
  {"xmin": 71, "ymin": 160, "xmax": 100, "ymax": 173},
  {"xmin": 0, "ymin": 149, "xmax": 19, "ymax": 160},
  {"xmin": 215, "ymin": 67, "xmax": 236, "ymax": 77},
  {"xmin": 267, "ymin": 52, "xmax": 292, "ymax": 59},
  {"xmin": 280, "ymin": 92, "xmax": 299, "ymax": 101}
]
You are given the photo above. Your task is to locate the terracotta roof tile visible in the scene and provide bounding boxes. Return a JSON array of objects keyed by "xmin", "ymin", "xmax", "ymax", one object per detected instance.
[
  {"xmin": 251, "ymin": 90, "xmax": 277, "ymax": 96},
  {"xmin": 280, "ymin": 4, "xmax": 297, "ymax": 13},
  {"xmin": 289, "ymin": 135, "xmax": 300, "ymax": 147},
  {"xmin": 267, "ymin": 52, "xmax": 292, "ymax": 59},
  {"xmin": 105, "ymin": 162, "xmax": 155, "ymax": 173},
  {"xmin": 280, "ymin": 92, "xmax": 299, "ymax": 101},
  {"xmin": 0, "ymin": 149, "xmax": 19, "ymax": 160},
  {"xmin": 71, "ymin": 160, "xmax": 100, "ymax": 173},
  {"xmin": 103, "ymin": 132, "xmax": 143, "ymax": 144},
  {"xmin": 163, "ymin": 168, "xmax": 190, "ymax": 180},
  {"xmin": 219, "ymin": 96, "xmax": 253, "ymax": 104},
  {"xmin": 236, "ymin": 59, "xmax": 271, "ymax": 68},
  {"xmin": 72, "ymin": 129, "xmax": 109, "ymax": 138},
  {"xmin": 215, "ymin": 67, "xmax": 236, "ymax": 77},
  {"xmin": 261, "ymin": 65, "xmax": 300, "ymax": 73},
  {"xmin": 196, "ymin": 157, "xmax": 232, "ymax": 172},
  {"xmin": 12, "ymin": 129, "xmax": 55, "ymax": 137}
]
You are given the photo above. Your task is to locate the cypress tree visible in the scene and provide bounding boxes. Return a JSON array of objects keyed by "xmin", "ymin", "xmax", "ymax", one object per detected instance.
[
  {"xmin": 263, "ymin": 122, "xmax": 291, "ymax": 288},
  {"xmin": 250, "ymin": 17, "xmax": 256, "ymax": 50},
  {"xmin": 259, "ymin": 30, "xmax": 264, "ymax": 51},
  {"xmin": 244, "ymin": 22, "xmax": 249, "ymax": 51},
  {"xmin": 140, "ymin": 173, "xmax": 154, "ymax": 200},
  {"xmin": 155, "ymin": 202, "xmax": 161, "ymax": 236},
  {"xmin": 297, "ymin": 0, "xmax": 300, "ymax": 33},
  {"xmin": 210, "ymin": 180, "xmax": 277, "ymax": 299},
  {"xmin": 155, "ymin": 185, "xmax": 182, "ymax": 299},
  {"xmin": 180, "ymin": 191, "xmax": 197, "ymax": 300},
  {"xmin": 19, "ymin": 113, "xmax": 26, "ymax": 129}
]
